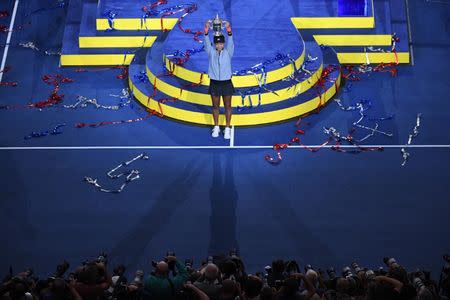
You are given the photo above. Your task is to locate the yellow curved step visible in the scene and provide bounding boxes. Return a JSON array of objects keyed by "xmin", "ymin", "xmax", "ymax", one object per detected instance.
[
  {"xmin": 145, "ymin": 63, "xmax": 324, "ymax": 108},
  {"xmin": 129, "ymin": 72, "xmax": 341, "ymax": 126}
]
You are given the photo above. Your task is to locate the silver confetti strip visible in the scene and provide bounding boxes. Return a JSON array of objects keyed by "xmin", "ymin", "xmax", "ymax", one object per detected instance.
[
  {"xmin": 334, "ymin": 99, "xmax": 393, "ymax": 141},
  {"xmin": 401, "ymin": 113, "xmax": 422, "ymax": 166},
  {"xmin": 64, "ymin": 89, "xmax": 130, "ymax": 110},
  {"xmin": 19, "ymin": 41, "xmax": 39, "ymax": 51},
  {"xmin": 84, "ymin": 153, "xmax": 149, "ymax": 193}
]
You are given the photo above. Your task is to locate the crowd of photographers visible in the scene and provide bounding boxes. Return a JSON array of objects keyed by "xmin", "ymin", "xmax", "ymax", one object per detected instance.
[{"xmin": 1, "ymin": 251, "xmax": 449, "ymax": 300}]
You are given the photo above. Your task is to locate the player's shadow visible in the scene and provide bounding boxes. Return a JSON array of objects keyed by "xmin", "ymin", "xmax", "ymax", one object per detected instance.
[
  {"xmin": 108, "ymin": 159, "xmax": 202, "ymax": 269},
  {"xmin": 208, "ymin": 152, "xmax": 239, "ymax": 255}
]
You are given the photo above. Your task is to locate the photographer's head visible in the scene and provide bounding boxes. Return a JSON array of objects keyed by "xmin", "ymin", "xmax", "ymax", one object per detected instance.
[
  {"xmin": 259, "ymin": 286, "xmax": 274, "ymax": 300},
  {"xmin": 219, "ymin": 279, "xmax": 238, "ymax": 300},
  {"xmin": 305, "ymin": 269, "xmax": 318, "ymax": 286},
  {"xmin": 204, "ymin": 264, "xmax": 219, "ymax": 282},
  {"xmin": 155, "ymin": 261, "xmax": 169, "ymax": 277},
  {"xmin": 221, "ymin": 260, "xmax": 237, "ymax": 279},
  {"xmin": 383, "ymin": 257, "xmax": 400, "ymax": 270},
  {"xmin": 76, "ymin": 264, "xmax": 101, "ymax": 285},
  {"xmin": 49, "ymin": 278, "xmax": 69, "ymax": 299},
  {"xmin": 389, "ymin": 265, "xmax": 408, "ymax": 283},
  {"xmin": 282, "ymin": 277, "xmax": 300, "ymax": 296},
  {"xmin": 336, "ymin": 278, "xmax": 350, "ymax": 295},
  {"xmin": 271, "ymin": 260, "xmax": 285, "ymax": 275},
  {"xmin": 244, "ymin": 275, "xmax": 263, "ymax": 298}
]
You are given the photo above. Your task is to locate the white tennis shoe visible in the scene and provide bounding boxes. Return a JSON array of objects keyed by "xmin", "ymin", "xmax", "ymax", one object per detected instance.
[{"xmin": 211, "ymin": 126, "xmax": 220, "ymax": 138}]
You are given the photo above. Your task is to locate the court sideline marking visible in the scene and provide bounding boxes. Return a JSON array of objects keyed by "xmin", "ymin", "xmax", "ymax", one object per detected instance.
[
  {"xmin": 0, "ymin": 0, "xmax": 19, "ymax": 83},
  {"xmin": 1, "ymin": 145, "xmax": 450, "ymax": 150}
]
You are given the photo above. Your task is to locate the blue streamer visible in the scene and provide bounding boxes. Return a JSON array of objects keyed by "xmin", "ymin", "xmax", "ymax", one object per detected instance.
[
  {"xmin": 103, "ymin": 10, "xmax": 117, "ymax": 31},
  {"xmin": 134, "ymin": 71, "xmax": 150, "ymax": 84},
  {"xmin": 25, "ymin": 0, "xmax": 66, "ymax": 17},
  {"xmin": 24, "ymin": 124, "xmax": 66, "ymax": 140}
]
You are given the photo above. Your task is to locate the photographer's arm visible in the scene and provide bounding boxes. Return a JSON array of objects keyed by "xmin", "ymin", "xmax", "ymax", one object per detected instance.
[
  {"xmin": 293, "ymin": 273, "xmax": 316, "ymax": 300},
  {"xmin": 172, "ymin": 260, "xmax": 189, "ymax": 287},
  {"xmin": 375, "ymin": 276, "xmax": 403, "ymax": 293},
  {"xmin": 97, "ymin": 263, "xmax": 112, "ymax": 288},
  {"xmin": 184, "ymin": 283, "xmax": 210, "ymax": 300},
  {"xmin": 0, "ymin": 280, "xmax": 12, "ymax": 296},
  {"xmin": 68, "ymin": 280, "xmax": 83, "ymax": 300}
]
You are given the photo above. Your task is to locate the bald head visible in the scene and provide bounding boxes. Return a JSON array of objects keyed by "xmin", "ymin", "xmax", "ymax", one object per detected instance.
[
  {"xmin": 204, "ymin": 264, "xmax": 219, "ymax": 281},
  {"xmin": 156, "ymin": 261, "xmax": 169, "ymax": 276},
  {"xmin": 305, "ymin": 269, "xmax": 318, "ymax": 284}
]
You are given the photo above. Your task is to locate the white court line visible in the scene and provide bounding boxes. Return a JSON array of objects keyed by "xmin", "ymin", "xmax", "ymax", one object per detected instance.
[
  {"xmin": 230, "ymin": 126, "xmax": 235, "ymax": 147},
  {"xmin": 0, "ymin": 0, "xmax": 19, "ymax": 83},
  {"xmin": 1, "ymin": 145, "xmax": 450, "ymax": 150}
]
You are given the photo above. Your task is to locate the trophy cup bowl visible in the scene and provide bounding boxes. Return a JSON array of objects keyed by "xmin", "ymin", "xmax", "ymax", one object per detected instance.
[{"xmin": 209, "ymin": 14, "xmax": 227, "ymax": 36}]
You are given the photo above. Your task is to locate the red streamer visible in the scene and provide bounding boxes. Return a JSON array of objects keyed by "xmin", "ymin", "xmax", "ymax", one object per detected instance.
[
  {"xmin": 0, "ymin": 81, "xmax": 18, "ymax": 87},
  {"xmin": 0, "ymin": 10, "xmax": 10, "ymax": 18}
]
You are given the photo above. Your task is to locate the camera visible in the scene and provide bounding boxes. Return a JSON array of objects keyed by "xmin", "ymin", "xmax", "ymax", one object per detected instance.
[
  {"xmin": 342, "ymin": 267, "xmax": 354, "ymax": 278},
  {"xmin": 82, "ymin": 252, "xmax": 108, "ymax": 267},
  {"xmin": 185, "ymin": 259, "xmax": 194, "ymax": 272},
  {"xmin": 96, "ymin": 252, "xmax": 108, "ymax": 264},
  {"xmin": 327, "ymin": 267, "xmax": 337, "ymax": 280},
  {"xmin": 132, "ymin": 270, "xmax": 144, "ymax": 285},
  {"xmin": 383, "ymin": 257, "xmax": 398, "ymax": 268},
  {"xmin": 285, "ymin": 260, "xmax": 300, "ymax": 276},
  {"xmin": 274, "ymin": 279, "xmax": 285, "ymax": 289},
  {"xmin": 412, "ymin": 277, "xmax": 426, "ymax": 291},
  {"xmin": 113, "ymin": 265, "xmax": 126, "ymax": 277},
  {"xmin": 54, "ymin": 261, "xmax": 70, "ymax": 278},
  {"xmin": 365, "ymin": 270, "xmax": 376, "ymax": 281},
  {"xmin": 351, "ymin": 262, "xmax": 364, "ymax": 275},
  {"xmin": 229, "ymin": 248, "xmax": 238, "ymax": 258}
]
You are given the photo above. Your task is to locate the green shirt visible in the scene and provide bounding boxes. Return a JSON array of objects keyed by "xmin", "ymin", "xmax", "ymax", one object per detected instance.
[{"xmin": 143, "ymin": 261, "xmax": 189, "ymax": 300}]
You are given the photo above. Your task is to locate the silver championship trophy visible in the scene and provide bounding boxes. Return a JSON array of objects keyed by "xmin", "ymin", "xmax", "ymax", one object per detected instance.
[{"xmin": 209, "ymin": 14, "xmax": 227, "ymax": 36}]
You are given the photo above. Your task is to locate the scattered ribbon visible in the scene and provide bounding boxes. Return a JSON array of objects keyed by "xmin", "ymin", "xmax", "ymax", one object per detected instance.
[
  {"xmin": 0, "ymin": 66, "xmax": 10, "ymax": 73},
  {"xmin": 0, "ymin": 10, "xmax": 9, "ymax": 18},
  {"xmin": 0, "ymin": 81, "xmax": 17, "ymax": 87},
  {"xmin": 154, "ymin": 2, "xmax": 204, "ymax": 66},
  {"xmin": 134, "ymin": 71, "xmax": 150, "ymax": 84},
  {"xmin": 265, "ymin": 119, "xmax": 331, "ymax": 164},
  {"xmin": 64, "ymin": 89, "xmax": 131, "ymax": 110},
  {"xmin": 324, "ymin": 127, "xmax": 384, "ymax": 154},
  {"xmin": 75, "ymin": 108, "xmax": 160, "ymax": 128},
  {"xmin": 30, "ymin": 74, "xmax": 73, "ymax": 109},
  {"xmin": 234, "ymin": 53, "xmax": 293, "ymax": 76},
  {"xmin": 24, "ymin": 124, "xmax": 66, "ymax": 140},
  {"xmin": 401, "ymin": 113, "xmax": 422, "ymax": 166},
  {"xmin": 18, "ymin": 41, "xmax": 61, "ymax": 56},
  {"xmin": 0, "ymin": 22, "xmax": 31, "ymax": 33},
  {"xmin": 102, "ymin": 10, "xmax": 117, "ymax": 31},
  {"xmin": 84, "ymin": 153, "xmax": 149, "ymax": 193},
  {"xmin": 25, "ymin": 0, "xmax": 66, "ymax": 17},
  {"xmin": 141, "ymin": 0, "xmax": 168, "ymax": 29},
  {"xmin": 334, "ymin": 98, "xmax": 394, "ymax": 142}
]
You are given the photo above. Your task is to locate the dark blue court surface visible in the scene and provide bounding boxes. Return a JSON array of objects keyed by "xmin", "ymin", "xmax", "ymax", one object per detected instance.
[{"xmin": 1, "ymin": 0, "xmax": 450, "ymax": 279}]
